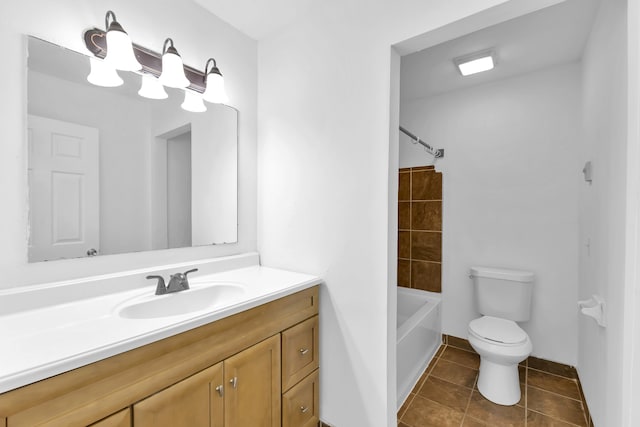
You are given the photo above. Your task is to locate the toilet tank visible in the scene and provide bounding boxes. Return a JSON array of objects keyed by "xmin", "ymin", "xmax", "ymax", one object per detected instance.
[{"xmin": 470, "ymin": 266, "xmax": 534, "ymax": 322}]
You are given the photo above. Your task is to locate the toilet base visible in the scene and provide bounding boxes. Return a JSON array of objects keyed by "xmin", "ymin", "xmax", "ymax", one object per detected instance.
[{"xmin": 476, "ymin": 358, "xmax": 521, "ymax": 406}]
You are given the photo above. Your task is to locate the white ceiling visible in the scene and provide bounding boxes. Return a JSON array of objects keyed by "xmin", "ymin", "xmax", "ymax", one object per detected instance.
[
  {"xmin": 400, "ymin": 0, "xmax": 599, "ymax": 101},
  {"xmin": 192, "ymin": 0, "xmax": 316, "ymax": 40}
]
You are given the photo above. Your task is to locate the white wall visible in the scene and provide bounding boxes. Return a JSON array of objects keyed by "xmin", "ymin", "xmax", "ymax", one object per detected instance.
[
  {"xmin": 257, "ymin": 1, "xmax": 566, "ymax": 425},
  {"xmin": 624, "ymin": 2, "xmax": 640, "ymax": 424},
  {"xmin": 0, "ymin": 0, "xmax": 257, "ymax": 288},
  {"xmin": 150, "ymin": 100, "xmax": 239, "ymax": 246},
  {"xmin": 400, "ymin": 64, "xmax": 581, "ymax": 365},
  {"xmin": 579, "ymin": 0, "xmax": 629, "ymax": 425},
  {"xmin": 167, "ymin": 131, "xmax": 192, "ymax": 249}
]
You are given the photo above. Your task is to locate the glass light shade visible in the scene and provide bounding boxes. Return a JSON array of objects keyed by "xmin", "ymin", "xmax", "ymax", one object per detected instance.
[
  {"xmin": 181, "ymin": 90, "xmax": 207, "ymax": 113},
  {"xmin": 203, "ymin": 72, "xmax": 229, "ymax": 104},
  {"xmin": 138, "ymin": 74, "xmax": 168, "ymax": 99},
  {"xmin": 87, "ymin": 57, "xmax": 123, "ymax": 87},
  {"xmin": 159, "ymin": 51, "xmax": 190, "ymax": 88},
  {"xmin": 104, "ymin": 28, "xmax": 142, "ymax": 71}
]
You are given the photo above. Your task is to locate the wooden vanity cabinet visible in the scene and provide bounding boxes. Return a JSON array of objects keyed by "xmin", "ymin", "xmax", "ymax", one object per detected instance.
[
  {"xmin": 134, "ymin": 334, "xmax": 281, "ymax": 427},
  {"xmin": 133, "ymin": 363, "xmax": 223, "ymax": 427},
  {"xmin": 281, "ymin": 315, "xmax": 319, "ymax": 426},
  {"xmin": 223, "ymin": 335, "xmax": 281, "ymax": 427},
  {"xmin": 282, "ymin": 369, "xmax": 319, "ymax": 427},
  {"xmin": 0, "ymin": 286, "xmax": 318, "ymax": 427},
  {"xmin": 282, "ymin": 315, "xmax": 319, "ymax": 391},
  {"xmin": 89, "ymin": 409, "xmax": 131, "ymax": 427}
]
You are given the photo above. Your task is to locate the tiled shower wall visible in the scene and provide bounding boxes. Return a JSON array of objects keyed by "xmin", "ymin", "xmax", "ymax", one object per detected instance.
[{"xmin": 398, "ymin": 166, "xmax": 442, "ymax": 292}]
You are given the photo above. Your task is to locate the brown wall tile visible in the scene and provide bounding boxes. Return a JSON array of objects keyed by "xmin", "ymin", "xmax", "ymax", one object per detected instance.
[
  {"xmin": 399, "ymin": 172, "xmax": 411, "ymax": 201},
  {"xmin": 445, "ymin": 335, "xmax": 475, "ymax": 353},
  {"xmin": 398, "ymin": 167, "xmax": 442, "ymax": 293},
  {"xmin": 411, "ymin": 201, "xmax": 442, "ymax": 231},
  {"xmin": 399, "ymin": 231, "xmax": 411, "ymax": 259},
  {"xmin": 412, "ymin": 231, "xmax": 442, "ymax": 262},
  {"xmin": 398, "ymin": 259, "xmax": 411, "ymax": 287},
  {"xmin": 527, "ymin": 357, "xmax": 578, "ymax": 379},
  {"xmin": 412, "ymin": 169, "xmax": 442, "ymax": 200},
  {"xmin": 411, "ymin": 261, "xmax": 441, "ymax": 292},
  {"xmin": 399, "ymin": 202, "xmax": 411, "ymax": 230}
]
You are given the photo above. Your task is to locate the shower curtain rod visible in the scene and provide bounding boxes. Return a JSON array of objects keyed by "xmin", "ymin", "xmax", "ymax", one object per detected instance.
[{"xmin": 399, "ymin": 126, "xmax": 444, "ymax": 159}]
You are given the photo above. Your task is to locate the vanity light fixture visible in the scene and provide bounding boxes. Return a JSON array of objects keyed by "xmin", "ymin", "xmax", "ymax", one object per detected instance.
[
  {"xmin": 159, "ymin": 38, "xmax": 191, "ymax": 89},
  {"xmin": 138, "ymin": 73, "xmax": 168, "ymax": 99},
  {"xmin": 454, "ymin": 50, "xmax": 496, "ymax": 76},
  {"xmin": 103, "ymin": 11, "xmax": 142, "ymax": 71},
  {"xmin": 87, "ymin": 57, "xmax": 124, "ymax": 87},
  {"xmin": 202, "ymin": 58, "xmax": 228, "ymax": 104},
  {"xmin": 84, "ymin": 15, "xmax": 231, "ymax": 105},
  {"xmin": 181, "ymin": 90, "xmax": 207, "ymax": 113}
]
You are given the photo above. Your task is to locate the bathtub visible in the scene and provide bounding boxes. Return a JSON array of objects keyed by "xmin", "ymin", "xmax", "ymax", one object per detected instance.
[{"xmin": 397, "ymin": 287, "xmax": 442, "ymax": 409}]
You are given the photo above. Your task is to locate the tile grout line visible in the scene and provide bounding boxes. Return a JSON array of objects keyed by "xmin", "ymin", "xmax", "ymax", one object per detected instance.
[
  {"xmin": 526, "ymin": 408, "xmax": 588, "ymax": 427},
  {"xmin": 408, "ymin": 170, "xmax": 412, "ymax": 288},
  {"xmin": 527, "ymin": 365, "xmax": 580, "ymax": 381},
  {"xmin": 459, "ymin": 365, "xmax": 479, "ymax": 427},
  {"xmin": 526, "ymin": 383, "xmax": 583, "ymax": 403},
  {"xmin": 524, "ymin": 359, "xmax": 528, "ymax": 426},
  {"xmin": 398, "ymin": 343, "xmax": 445, "ymax": 424}
]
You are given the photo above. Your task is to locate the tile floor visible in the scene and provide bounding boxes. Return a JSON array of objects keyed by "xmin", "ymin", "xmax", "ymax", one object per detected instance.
[{"xmin": 398, "ymin": 340, "xmax": 591, "ymax": 427}]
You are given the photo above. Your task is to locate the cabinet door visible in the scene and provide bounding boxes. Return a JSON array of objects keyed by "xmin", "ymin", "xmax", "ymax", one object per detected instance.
[
  {"xmin": 224, "ymin": 334, "xmax": 281, "ymax": 427},
  {"xmin": 133, "ymin": 363, "xmax": 223, "ymax": 427},
  {"xmin": 88, "ymin": 409, "xmax": 131, "ymax": 427}
]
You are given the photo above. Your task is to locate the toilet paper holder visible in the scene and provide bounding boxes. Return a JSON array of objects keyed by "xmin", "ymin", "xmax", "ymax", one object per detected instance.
[{"xmin": 577, "ymin": 295, "xmax": 606, "ymax": 327}]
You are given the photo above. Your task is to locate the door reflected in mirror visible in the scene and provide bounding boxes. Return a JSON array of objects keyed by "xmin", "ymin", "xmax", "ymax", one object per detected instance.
[{"xmin": 27, "ymin": 36, "xmax": 238, "ymax": 262}]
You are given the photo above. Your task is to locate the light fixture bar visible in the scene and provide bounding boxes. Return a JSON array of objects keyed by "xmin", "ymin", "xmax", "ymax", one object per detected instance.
[
  {"xmin": 83, "ymin": 28, "xmax": 207, "ymax": 92},
  {"xmin": 454, "ymin": 50, "xmax": 495, "ymax": 77}
]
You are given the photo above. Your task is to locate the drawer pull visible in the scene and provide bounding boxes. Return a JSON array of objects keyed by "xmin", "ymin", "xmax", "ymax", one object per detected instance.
[
  {"xmin": 299, "ymin": 348, "xmax": 309, "ymax": 356},
  {"xmin": 300, "ymin": 406, "xmax": 309, "ymax": 413},
  {"xmin": 215, "ymin": 385, "xmax": 224, "ymax": 396},
  {"xmin": 230, "ymin": 377, "xmax": 238, "ymax": 388}
]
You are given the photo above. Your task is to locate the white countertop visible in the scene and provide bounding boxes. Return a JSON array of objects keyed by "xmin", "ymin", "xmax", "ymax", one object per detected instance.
[{"xmin": 0, "ymin": 265, "xmax": 320, "ymax": 394}]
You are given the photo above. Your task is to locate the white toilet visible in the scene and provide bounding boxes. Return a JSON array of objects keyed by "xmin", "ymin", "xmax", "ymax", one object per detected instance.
[{"xmin": 467, "ymin": 266, "xmax": 534, "ymax": 406}]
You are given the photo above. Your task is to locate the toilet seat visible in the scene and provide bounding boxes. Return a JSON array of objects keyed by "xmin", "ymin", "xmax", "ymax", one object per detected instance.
[{"xmin": 468, "ymin": 316, "xmax": 528, "ymax": 346}]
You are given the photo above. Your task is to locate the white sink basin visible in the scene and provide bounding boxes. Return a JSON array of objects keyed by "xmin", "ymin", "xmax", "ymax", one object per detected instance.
[{"xmin": 117, "ymin": 283, "xmax": 246, "ymax": 319}]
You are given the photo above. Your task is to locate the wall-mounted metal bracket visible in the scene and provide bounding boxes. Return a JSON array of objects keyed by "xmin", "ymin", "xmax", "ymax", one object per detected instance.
[{"xmin": 83, "ymin": 28, "xmax": 207, "ymax": 92}]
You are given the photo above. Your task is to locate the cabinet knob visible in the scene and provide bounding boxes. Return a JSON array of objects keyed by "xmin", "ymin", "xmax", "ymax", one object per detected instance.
[
  {"xmin": 300, "ymin": 406, "xmax": 309, "ymax": 413},
  {"xmin": 215, "ymin": 385, "xmax": 223, "ymax": 396},
  {"xmin": 299, "ymin": 348, "xmax": 309, "ymax": 356},
  {"xmin": 229, "ymin": 376, "xmax": 238, "ymax": 388}
]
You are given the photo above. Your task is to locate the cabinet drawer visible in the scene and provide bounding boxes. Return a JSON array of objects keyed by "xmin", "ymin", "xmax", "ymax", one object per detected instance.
[
  {"xmin": 282, "ymin": 316, "xmax": 319, "ymax": 391},
  {"xmin": 282, "ymin": 369, "xmax": 319, "ymax": 427}
]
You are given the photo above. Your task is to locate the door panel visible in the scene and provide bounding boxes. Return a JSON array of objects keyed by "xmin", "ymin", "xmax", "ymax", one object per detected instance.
[
  {"xmin": 133, "ymin": 363, "xmax": 223, "ymax": 427},
  {"xmin": 224, "ymin": 335, "xmax": 281, "ymax": 427},
  {"xmin": 28, "ymin": 115, "xmax": 99, "ymax": 262}
]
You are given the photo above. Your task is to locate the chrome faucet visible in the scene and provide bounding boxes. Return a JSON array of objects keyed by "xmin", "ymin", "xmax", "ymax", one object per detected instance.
[{"xmin": 146, "ymin": 268, "xmax": 198, "ymax": 295}]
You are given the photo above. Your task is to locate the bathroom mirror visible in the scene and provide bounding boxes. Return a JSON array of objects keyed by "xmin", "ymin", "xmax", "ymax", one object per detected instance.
[{"xmin": 26, "ymin": 36, "xmax": 238, "ymax": 262}]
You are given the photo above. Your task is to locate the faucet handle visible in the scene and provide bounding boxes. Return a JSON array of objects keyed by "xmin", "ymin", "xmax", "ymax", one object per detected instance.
[
  {"xmin": 178, "ymin": 268, "xmax": 198, "ymax": 290},
  {"xmin": 146, "ymin": 275, "xmax": 167, "ymax": 295}
]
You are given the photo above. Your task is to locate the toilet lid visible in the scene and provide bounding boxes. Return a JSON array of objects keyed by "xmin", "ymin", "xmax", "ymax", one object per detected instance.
[{"xmin": 469, "ymin": 316, "xmax": 528, "ymax": 345}]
